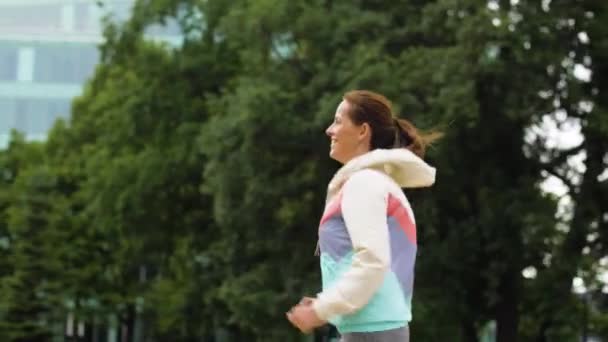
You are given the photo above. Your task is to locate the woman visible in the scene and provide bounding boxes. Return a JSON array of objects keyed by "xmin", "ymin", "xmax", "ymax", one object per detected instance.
[{"xmin": 287, "ymin": 90, "xmax": 439, "ymax": 341}]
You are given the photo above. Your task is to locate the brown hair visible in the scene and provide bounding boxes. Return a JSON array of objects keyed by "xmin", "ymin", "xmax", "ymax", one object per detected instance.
[{"xmin": 343, "ymin": 90, "xmax": 441, "ymax": 158}]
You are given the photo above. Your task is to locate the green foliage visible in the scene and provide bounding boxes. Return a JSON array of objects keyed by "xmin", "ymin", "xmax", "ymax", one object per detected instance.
[{"xmin": 0, "ymin": 0, "xmax": 606, "ymax": 341}]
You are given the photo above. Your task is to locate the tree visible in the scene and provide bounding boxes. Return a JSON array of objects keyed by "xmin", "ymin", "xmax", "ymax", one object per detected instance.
[
  {"xmin": 0, "ymin": 135, "xmax": 62, "ymax": 341},
  {"xmin": 1, "ymin": 0, "xmax": 606, "ymax": 341}
]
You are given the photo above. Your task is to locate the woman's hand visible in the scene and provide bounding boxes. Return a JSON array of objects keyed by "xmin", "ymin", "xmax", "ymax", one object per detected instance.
[{"xmin": 286, "ymin": 297, "xmax": 326, "ymax": 334}]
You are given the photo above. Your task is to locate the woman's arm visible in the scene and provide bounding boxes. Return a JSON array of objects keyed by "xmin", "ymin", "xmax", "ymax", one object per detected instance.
[{"xmin": 313, "ymin": 169, "xmax": 390, "ymax": 321}]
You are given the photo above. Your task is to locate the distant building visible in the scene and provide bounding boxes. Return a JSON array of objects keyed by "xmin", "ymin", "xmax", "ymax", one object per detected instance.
[{"xmin": 0, "ymin": 0, "xmax": 180, "ymax": 148}]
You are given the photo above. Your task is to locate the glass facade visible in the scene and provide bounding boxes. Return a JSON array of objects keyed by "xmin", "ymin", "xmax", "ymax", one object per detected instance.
[
  {"xmin": 0, "ymin": 0, "xmax": 109, "ymax": 147},
  {"xmin": 0, "ymin": 0, "xmax": 180, "ymax": 148}
]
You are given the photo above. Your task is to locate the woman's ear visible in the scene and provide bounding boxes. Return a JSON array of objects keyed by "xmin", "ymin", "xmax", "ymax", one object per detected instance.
[{"xmin": 359, "ymin": 122, "xmax": 372, "ymax": 143}]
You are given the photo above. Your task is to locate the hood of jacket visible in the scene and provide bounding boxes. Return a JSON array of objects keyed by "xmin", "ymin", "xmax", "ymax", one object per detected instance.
[{"xmin": 326, "ymin": 148, "xmax": 436, "ymax": 200}]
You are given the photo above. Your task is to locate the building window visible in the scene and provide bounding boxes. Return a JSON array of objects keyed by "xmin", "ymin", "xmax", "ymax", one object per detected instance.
[
  {"xmin": 0, "ymin": 99, "xmax": 17, "ymax": 133},
  {"xmin": 14, "ymin": 101, "xmax": 29, "ymax": 132},
  {"xmin": 34, "ymin": 44, "xmax": 99, "ymax": 84},
  {"xmin": 0, "ymin": 98, "xmax": 71, "ymax": 136},
  {"xmin": 0, "ymin": 4, "xmax": 61, "ymax": 31},
  {"xmin": 0, "ymin": 46, "xmax": 17, "ymax": 81}
]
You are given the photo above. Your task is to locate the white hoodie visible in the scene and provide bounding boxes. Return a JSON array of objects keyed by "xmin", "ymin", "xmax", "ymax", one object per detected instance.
[{"xmin": 313, "ymin": 148, "xmax": 436, "ymax": 329}]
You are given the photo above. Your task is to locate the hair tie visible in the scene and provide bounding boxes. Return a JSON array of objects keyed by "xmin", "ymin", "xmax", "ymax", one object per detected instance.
[
  {"xmin": 393, "ymin": 118, "xmax": 401, "ymax": 147},
  {"xmin": 393, "ymin": 117, "xmax": 413, "ymax": 148}
]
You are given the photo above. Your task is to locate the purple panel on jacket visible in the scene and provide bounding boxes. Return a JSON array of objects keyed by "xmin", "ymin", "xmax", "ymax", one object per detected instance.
[
  {"xmin": 319, "ymin": 216, "xmax": 352, "ymax": 261},
  {"xmin": 388, "ymin": 217, "xmax": 417, "ymax": 295}
]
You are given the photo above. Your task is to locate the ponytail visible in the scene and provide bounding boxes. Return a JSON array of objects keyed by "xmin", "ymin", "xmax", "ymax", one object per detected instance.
[{"xmin": 394, "ymin": 118, "xmax": 442, "ymax": 159}]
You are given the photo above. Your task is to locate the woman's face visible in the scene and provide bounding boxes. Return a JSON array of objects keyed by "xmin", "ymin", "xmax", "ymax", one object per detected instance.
[{"xmin": 325, "ymin": 100, "xmax": 370, "ymax": 164}]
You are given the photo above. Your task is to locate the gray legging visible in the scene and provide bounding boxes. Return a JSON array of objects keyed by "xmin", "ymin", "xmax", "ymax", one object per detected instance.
[{"xmin": 340, "ymin": 327, "xmax": 409, "ymax": 342}]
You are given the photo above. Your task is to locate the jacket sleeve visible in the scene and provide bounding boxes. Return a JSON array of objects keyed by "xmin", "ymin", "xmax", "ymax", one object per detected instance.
[{"xmin": 313, "ymin": 169, "xmax": 390, "ymax": 321}]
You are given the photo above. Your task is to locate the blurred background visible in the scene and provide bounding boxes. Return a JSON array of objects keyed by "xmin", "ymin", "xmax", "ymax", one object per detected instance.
[{"xmin": 0, "ymin": 0, "xmax": 606, "ymax": 341}]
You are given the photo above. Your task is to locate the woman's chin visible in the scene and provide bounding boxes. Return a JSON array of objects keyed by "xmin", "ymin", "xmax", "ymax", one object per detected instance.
[{"xmin": 329, "ymin": 150, "xmax": 343, "ymax": 163}]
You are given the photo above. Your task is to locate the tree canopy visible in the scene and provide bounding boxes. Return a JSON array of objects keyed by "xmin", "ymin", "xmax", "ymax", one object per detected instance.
[{"xmin": 0, "ymin": 1, "xmax": 606, "ymax": 341}]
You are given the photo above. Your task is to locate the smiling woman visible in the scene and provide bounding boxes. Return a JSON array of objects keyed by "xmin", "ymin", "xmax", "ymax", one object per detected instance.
[
  {"xmin": 287, "ymin": 90, "xmax": 441, "ymax": 342},
  {"xmin": 327, "ymin": 90, "xmax": 436, "ymax": 162}
]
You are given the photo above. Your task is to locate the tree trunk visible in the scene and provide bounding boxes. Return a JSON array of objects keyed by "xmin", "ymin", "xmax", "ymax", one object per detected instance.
[{"xmin": 496, "ymin": 270, "xmax": 520, "ymax": 342}]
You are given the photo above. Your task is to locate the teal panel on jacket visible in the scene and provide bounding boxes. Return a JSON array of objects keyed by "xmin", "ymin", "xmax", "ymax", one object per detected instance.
[{"xmin": 320, "ymin": 252, "xmax": 410, "ymax": 333}]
